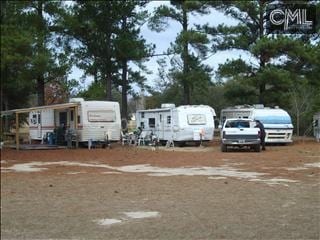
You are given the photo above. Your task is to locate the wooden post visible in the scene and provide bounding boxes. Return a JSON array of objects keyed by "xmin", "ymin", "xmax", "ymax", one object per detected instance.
[{"xmin": 15, "ymin": 112, "xmax": 20, "ymax": 150}]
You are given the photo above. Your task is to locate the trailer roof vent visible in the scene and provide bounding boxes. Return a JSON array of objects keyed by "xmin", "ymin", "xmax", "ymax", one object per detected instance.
[
  {"xmin": 161, "ymin": 103, "xmax": 175, "ymax": 108},
  {"xmin": 253, "ymin": 104, "xmax": 264, "ymax": 109},
  {"xmin": 69, "ymin": 98, "xmax": 85, "ymax": 103}
]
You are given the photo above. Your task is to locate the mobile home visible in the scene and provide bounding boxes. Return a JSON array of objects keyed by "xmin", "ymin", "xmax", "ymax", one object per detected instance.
[
  {"xmin": 220, "ymin": 105, "xmax": 293, "ymax": 143},
  {"xmin": 136, "ymin": 104, "xmax": 216, "ymax": 144},
  {"xmin": 28, "ymin": 98, "xmax": 121, "ymax": 143}
]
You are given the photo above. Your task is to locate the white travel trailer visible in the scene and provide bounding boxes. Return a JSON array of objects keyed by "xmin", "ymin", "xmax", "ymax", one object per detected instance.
[
  {"xmin": 136, "ymin": 104, "xmax": 216, "ymax": 144},
  {"xmin": 28, "ymin": 98, "xmax": 121, "ymax": 143},
  {"xmin": 220, "ymin": 105, "xmax": 293, "ymax": 143}
]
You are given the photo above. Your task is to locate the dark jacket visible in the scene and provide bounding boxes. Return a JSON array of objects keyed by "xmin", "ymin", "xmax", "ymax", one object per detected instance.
[{"xmin": 255, "ymin": 121, "xmax": 266, "ymax": 137}]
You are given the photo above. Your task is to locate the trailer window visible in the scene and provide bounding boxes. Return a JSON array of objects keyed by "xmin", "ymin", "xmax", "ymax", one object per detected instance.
[
  {"xmin": 148, "ymin": 118, "xmax": 155, "ymax": 128},
  {"xmin": 141, "ymin": 112, "xmax": 145, "ymax": 118},
  {"xmin": 167, "ymin": 116, "xmax": 171, "ymax": 124},
  {"xmin": 187, "ymin": 114, "xmax": 206, "ymax": 125},
  {"xmin": 30, "ymin": 114, "xmax": 37, "ymax": 124},
  {"xmin": 88, "ymin": 110, "xmax": 116, "ymax": 122}
]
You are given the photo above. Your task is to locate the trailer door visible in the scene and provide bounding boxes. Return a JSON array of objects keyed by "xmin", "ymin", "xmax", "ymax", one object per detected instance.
[
  {"xmin": 59, "ymin": 111, "xmax": 67, "ymax": 127},
  {"xmin": 159, "ymin": 113, "xmax": 164, "ymax": 139},
  {"xmin": 37, "ymin": 111, "xmax": 42, "ymax": 138}
]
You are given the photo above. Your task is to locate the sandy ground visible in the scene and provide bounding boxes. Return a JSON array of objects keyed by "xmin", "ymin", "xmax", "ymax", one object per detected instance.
[{"xmin": 1, "ymin": 139, "xmax": 320, "ymax": 240}]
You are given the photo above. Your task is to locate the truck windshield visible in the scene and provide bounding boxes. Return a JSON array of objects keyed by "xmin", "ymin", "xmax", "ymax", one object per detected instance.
[{"xmin": 225, "ymin": 120, "xmax": 250, "ymax": 128}]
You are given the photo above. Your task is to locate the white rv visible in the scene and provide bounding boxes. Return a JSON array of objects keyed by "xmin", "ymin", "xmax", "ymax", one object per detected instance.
[
  {"xmin": 29, "ymin": 98, "xmax": 121, "ymax": 143},
  {"xmin": 136, "ymin": 104, "xmax": 216, "ymax": 144},
  {"xmin": 220, "ymin": 105, "xmax": 293, "ymax": 143}
]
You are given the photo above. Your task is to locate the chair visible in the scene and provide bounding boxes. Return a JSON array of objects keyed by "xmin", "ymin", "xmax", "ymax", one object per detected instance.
[
  {"xmin": 121, "ymin": 131, "xmax": 130, "ymax": 146},
  {"xmin": 138, "ymin": 131, "xmax": 148, "ymax": 146}
]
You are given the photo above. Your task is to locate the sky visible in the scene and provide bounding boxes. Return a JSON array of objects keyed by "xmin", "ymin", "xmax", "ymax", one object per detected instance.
[{"xmin": 68, "ymin": 1, "xmax": 253, "ymax": 93}]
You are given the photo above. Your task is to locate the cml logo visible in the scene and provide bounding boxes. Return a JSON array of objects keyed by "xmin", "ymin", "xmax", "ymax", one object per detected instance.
[{"xmin": 265, "ymin": 3, "xmax": 316, "ymax": 34}]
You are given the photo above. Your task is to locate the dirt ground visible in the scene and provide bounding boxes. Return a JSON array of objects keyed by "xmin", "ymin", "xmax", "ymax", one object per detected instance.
[{"xmin": 1, "ymin": 139, "xmax": 320, "ymax": 240}]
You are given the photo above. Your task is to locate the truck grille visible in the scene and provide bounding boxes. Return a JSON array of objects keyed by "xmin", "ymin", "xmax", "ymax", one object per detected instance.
[{"xmin": 224, "ymin": 135, "xmax": 258, "ymax": 140}]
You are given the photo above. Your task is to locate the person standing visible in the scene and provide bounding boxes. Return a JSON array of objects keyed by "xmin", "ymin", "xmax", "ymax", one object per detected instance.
[{"xmin": 255, "ymin": 120, "xmax": 266, "ymax": 150}]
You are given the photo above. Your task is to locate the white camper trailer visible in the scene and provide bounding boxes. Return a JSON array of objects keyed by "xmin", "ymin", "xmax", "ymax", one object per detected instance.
[
  {"xmin": 136, "ymin": 104, "xmax": 216, "ymax": 144},
  {"xmin": 220, "ymin": 105, "xmax": 293, "ymax": 143},
  {"xmin": 29, "ymin": 98, "xmax": 121, "ymax": 143}
]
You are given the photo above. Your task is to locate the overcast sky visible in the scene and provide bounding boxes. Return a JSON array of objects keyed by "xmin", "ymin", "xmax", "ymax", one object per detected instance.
[{"xmin": 69, "ymin": 1, "xmax": 254, "ymax": 92}]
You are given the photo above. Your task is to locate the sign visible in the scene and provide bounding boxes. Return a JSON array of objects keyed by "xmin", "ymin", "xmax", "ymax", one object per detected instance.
[
  {"xmin": 265, "ymin": 3, "xmax": 316, "ymax": 34},
  {"xmin": 88, "ymin": 111, "xmax": 115, "ymax": 122},
  {"xmin": 187, "ymin": 114, "xmax": 206, "ymax": 125}
]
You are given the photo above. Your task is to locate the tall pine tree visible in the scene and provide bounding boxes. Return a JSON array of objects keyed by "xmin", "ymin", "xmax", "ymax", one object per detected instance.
[{"xmin": 149, "ymin": 1, "xmax": 212, "ymax": 105}]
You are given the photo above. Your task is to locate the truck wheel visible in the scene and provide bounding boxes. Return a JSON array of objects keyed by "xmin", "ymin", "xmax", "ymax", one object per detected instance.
[
  {"xmin": 221, "ymin": 144, "xmax": 227, "ymax": 152},
  {"xmin": 254, "ymin": 144, "xmax": 261, "ymax": 152}
]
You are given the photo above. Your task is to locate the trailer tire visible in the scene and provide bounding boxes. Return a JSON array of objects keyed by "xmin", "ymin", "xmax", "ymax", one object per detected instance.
[{"xmin": 221, "ymin": 144, "xmax": 227, "ymax": 152}]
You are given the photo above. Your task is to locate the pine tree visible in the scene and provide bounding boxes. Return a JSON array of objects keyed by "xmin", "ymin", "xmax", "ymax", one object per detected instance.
[
  {"xmin": 1, "ymin": 1, "xmax": 33, "ymax": 110},
  {"xmin": 206, "ymin": 0, "xmax": 319, "ymax": 134},
  {"xmin": 66, "ymin": 1, "xmax": 153, "ymax": 118},
  {"xmin": 149, "ymin": 1, "xmax": 212, "ymax": 104}
]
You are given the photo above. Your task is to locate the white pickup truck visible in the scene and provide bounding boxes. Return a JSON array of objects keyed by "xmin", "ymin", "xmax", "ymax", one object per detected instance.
[{"xmin": 220, "ymin": 118, "xmax": 261, "ymax": 152}]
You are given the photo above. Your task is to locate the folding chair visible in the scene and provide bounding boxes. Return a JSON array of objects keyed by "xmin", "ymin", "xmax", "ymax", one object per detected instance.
[
  {"xmin": 138, "ymin": 131, "xmax": 148, "ymax": 146},
  {"xmin": 121, "ymin": 131, "xmax": 130, "ymax": 146}
]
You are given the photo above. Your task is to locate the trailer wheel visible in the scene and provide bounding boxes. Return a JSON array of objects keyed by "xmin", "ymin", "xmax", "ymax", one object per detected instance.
[
  {"xmin": 254, "ymin": 144, "xmax": 261, "ymax": 152},
  {"xmin": 221, "ymin": 144, "xmax": 227, "ymax": 152}
]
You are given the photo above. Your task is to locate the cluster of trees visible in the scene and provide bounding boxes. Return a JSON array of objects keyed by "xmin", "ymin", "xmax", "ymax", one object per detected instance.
[{"xmin": 1, "ymin": 1, "xmax": 319, "ymax": 135}]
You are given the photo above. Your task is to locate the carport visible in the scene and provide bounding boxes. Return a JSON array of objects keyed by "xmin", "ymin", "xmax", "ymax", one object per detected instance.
[{"xmin": 1, "ymin": 102, "xmax": 80, "ymax": 150}]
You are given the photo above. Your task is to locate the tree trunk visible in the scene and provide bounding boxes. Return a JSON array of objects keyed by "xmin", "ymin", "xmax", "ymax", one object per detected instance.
[
  {"xmin": 296, "ymin": 112, "xmax": 299, "ymax": 137},
  {"xmin": 1, "ymin": 81, "xmax": 9, "ymax": 131},
  {"xmin": 182, "ymin": 7, "xmax": 190, "ymax": 105},
  {"xmin": 37, "ymin": 75, "xmax": 45, "ymax": 106},
  {"xmin": 120, "ymin": 16, "xmax": 128, "ymax": 119},
  {"xmin": 36, "ymin": 1, "xmax": 45, "ymax": 106},
  {"xmin": 258, "ymin": 1, "xmax": 266, "ymax": 105},
  {"xmin": 121, "ymin": 59, "xmax": 128, "ymax": 119},
  {"xmin": 106, "ymin": 72, "xmax": 112, "ymax": 101}
]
